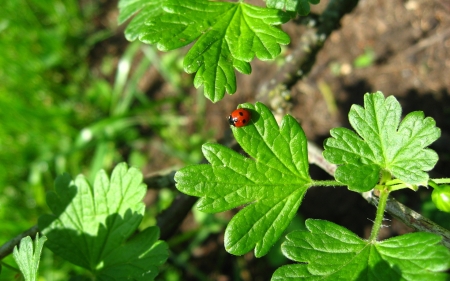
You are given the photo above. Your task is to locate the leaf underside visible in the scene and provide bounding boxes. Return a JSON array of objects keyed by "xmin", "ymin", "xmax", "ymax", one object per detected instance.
[{"xmin": 13, "ymin": 233, "xmax": 47, "ymax": 281}]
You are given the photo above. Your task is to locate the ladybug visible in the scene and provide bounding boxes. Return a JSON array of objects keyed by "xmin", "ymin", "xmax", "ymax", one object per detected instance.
[{"xmin": 228, "ymin": 108, "xmax": 251, "ymax": 127}]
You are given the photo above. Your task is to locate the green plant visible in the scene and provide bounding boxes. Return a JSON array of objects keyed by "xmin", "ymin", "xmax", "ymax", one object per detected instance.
[
  {"xmin": 2, "ymin": 0, "xmax": 450, "ymax": 280},
  {"xmin": 12, "ymin": 234, "xmax": 47, "ymax": 281},
  {"xmin": 176, "ymin": 93, "xmax": 450, "ymax": 279},
  {"xmin": 4, "ymin": 93, "xmax": 449, "ymax": 280},
  {"xmin": 12, "ymin": 164, "xmax": 168, "ymax": 279},
  {"xmin": 0, "ymin": 2, "xmax": 205, "ymax": 273},
  {"xmin": 118, "ymin": 0, "xmax": 296, "ymax": 102},
  {"xmin": 0, "ymin": 0, "xmax": 100, "ymax": 263}
]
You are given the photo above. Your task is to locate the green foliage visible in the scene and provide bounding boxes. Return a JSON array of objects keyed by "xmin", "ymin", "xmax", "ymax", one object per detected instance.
[
  {"xmin": 175, "ymin": 102, "xmax": 312, "ymax": 257},
  {"xmin": 272, "ymin": 219, "xmax": 450, "ymax": 280},
  {"xmin": 12, "ymin": 234, "xmax": 47, "ymax": 281},
  {"xmin": 0, "ymin": 2, "xmax": 207, "ymax": 277},
  {"xmin": 39, "ymin": 163, "xmax": 168, "ymax": 280},
  {"xmin": 0, "ymin": 0, "xmax": 98, "ymax": 253},
  {"xmin": 323, "ymin": 92, "xmax": 440, "ymax": 192},
  {"xmin": 265, "ymin": 0, "xmax": 320, "ymax": 16},
  {"xmin": 118, "ymin": 0, "xmax": 291, "ymax": 102},
  {"xmin": 2, "ymin": 0, "xmax": 450, "ymax": 278}
]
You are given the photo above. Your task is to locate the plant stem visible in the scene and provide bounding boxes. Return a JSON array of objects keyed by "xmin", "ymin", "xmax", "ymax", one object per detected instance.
[
  {"xmin": 369, "ymin": 188, "xmax": 389, "ymax": 242},
  {"xmin": 430, "ymin": 178, "xmax": 450, "ymax": 185},
  {"xmin": 310, "ymin": 180, "xmax": 346, "ymax": 187}
]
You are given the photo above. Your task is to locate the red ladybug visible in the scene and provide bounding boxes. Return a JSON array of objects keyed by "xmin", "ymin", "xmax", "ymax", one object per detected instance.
[{"xmin": 228, "ymin": 108, "xmax": 251, "ymax": 127}]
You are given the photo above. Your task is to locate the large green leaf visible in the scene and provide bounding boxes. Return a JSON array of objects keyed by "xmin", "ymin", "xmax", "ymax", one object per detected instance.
[
  {"xmin": 323, "ymin": 92, "xmax": 440, "ymax": 192},
  {"xmin": 175, "ymin": 102, "xmax": 312, "ymax": 257},
  {"xmin": 118, "ymin": 0, "xmax": 290, "ymax": 102}
]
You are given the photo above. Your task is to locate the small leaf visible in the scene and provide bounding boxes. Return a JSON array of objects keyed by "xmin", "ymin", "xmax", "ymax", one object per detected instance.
[
  {"xmin": 265, "ymin": 0, "xmax": 320, "ymax": 16},
  {"xmin": 272, "ymin": 219, "xmax": 450, "ymax": 280},
  {"xmin": 175, "ymin": 102, "xmax": 312, "ymax": 257},
  {"xmin": 120, "ymin": 0, "xmax": 290, "ymax": 102},
  {"xmin": 39, "ymin": 163, "xmax": 168, "ymax": 280},
  {"xmin": 12, "ymin": 233, "xmax": 47, "ymax": 281},
  {"xmin": 323, "ymin": 92, "xmax": 440, "ymax": 191},
  {"xmin": 334, "ymin": 163, "xmax": 380, "ymax": 192}
]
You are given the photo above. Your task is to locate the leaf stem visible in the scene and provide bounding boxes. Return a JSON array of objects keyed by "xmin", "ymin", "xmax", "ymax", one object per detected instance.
[
  {"xmin": 431, "ymin": 178, "xmax": 450, "ymax": 185},
  {"xmin": 369, "ymin": 188, "xmax": 389, "ymax": 242},
  {"xmin": 310, "ymin": 180, "xmax": 346, "ymax": 187}
]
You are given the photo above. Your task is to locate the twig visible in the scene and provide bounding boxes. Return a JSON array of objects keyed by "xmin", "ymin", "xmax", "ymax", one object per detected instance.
[
  {"xmin": 362, "ymin": 191, "xmax": 450, "ymax": 249},
  {"xmin": 144, "ymin": 169, "xmax": 177, "ymax": 190},
  {"xmin": 402, "ymin": 28, "xmax": 450, "ymax": 57},
  {"xmin": 2, "ymin": 141, "xmax": 449, "ymax": 260},
  {"xmin": 0, "ymin": 168, "xmax": 184, "ymax": 261},
  {"xmin": 307, "ymin": 141, "xmax": 336, "ymax": 175},
  {"xmin": 308, "ymin": 142, "xmax": 450, "ymax": 248},
  {"xmin": 157, "ymin": 194, "xmax": 197, "ymax": 240},
  {"xmin": 0, "ymin": 225, "xmax": 39, "ymax": 260},
  {"xmin": 258, "ymin": 0, "xmax": 360, "ymax": 101}
]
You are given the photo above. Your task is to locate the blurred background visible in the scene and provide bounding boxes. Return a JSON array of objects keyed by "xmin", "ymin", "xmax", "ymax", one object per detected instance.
[{"xmin": 0, "ymin": 0, "xmax": 449, "ymax": 280}]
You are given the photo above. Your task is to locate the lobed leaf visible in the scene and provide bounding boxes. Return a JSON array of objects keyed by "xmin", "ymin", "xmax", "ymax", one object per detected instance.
[
  {"xmin": 272, "ymin": 219, "xmax": 450, "ymax": 280},
  {"xmin": 38, "ymin": 163, "xmax": 168, "ymax": 280},
  {"xmin": 175, "ymin": 102, "xmax": 312, "ymax": 257},
  {"xmin": 118, "ymin": 0, "xmax": 291, "ymax": 102},
  {"xmin": 323, "ymin": 92, "xmax": 440, "ymax": 191}
]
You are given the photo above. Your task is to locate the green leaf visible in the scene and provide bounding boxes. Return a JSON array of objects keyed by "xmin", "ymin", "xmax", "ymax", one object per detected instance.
[
  {"xmin": 175, "ymin": 102, "xmax": 312, "ymax": 257},
  {"xmin": 118, "ymin": 0, "xmax": 165, "ymax": 41},
  {"xmin": 38, "ymin": 163, "xmax": 168, "ymax": 280},
  {"xmin": 119, "ymin": 0, "xmax": 290, "ymax": 102},
  {"xmin": 12, "ymin": 233, "xmax": 47, "ymax": 281},
  {"xmin": 272, "ymin": 219, "xmax": 450, "ymax": 280},
  {"xmin": 265, "ymin": 0, "xmax": 320, "ymax": 16},
  {"xmin": 323, "ymin": 92, "xmax": 440, "ymax": 192}
]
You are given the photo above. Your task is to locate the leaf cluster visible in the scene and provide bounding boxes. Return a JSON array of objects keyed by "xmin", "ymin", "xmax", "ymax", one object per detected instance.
[
  {"xmin": 5, "ymin": 93, "xmax": 450, "ymax": 281},
  {"xmin": 175, "ymin": 93, "xmax": 450, "ymax": 279},
  {"xmin": 3, "ymin": 0, "xmax": 450, "ymax": 278}
]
